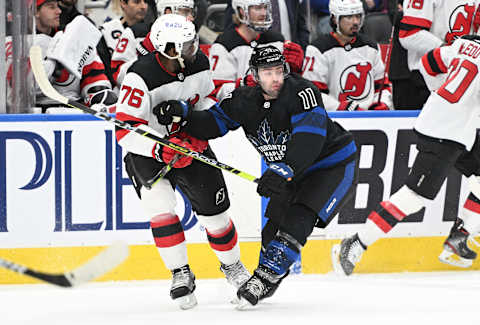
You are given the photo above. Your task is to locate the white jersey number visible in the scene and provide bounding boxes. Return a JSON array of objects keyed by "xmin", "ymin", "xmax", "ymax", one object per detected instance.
[{"xmin": 298, "ymin": 88, "xmax": 318, "ymax": 110}]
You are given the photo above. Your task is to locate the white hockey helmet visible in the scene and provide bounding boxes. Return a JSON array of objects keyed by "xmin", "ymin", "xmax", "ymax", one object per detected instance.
[
  {"xmin": 150, "ymin": 14, "xmax": 198, "ymax": 67},
  {"xmin": 329, "ymin": 0, "xmax": 364, "ymax": 32},
  {"xmin": 232, "ymin": 0, "xmax": 273, "ymax": 32},
  {"xmin": 156, "ymin": 0, "xmax": 195, "ymax": 18}
]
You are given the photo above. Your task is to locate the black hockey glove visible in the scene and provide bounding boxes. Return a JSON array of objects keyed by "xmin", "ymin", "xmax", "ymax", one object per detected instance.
[
  {"xmin": 257, "ymin": 163, "xmax": 294, "ymax": 198},
  {"xmin": 153, "ymin": 100, "xmax": 191, "ymax": 125}
]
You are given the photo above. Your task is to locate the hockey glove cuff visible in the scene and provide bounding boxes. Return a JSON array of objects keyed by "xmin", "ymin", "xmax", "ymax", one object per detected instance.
[
  {"xmin": 283, "ymin": 41, "xmax": 304, "ymax": 73},
  {"xmin": 257, "ymin": 163, "xmax": 294, "ymax": 198},
  {"xmin": 152, "ymin": 137, "xmax": 194, "ymax": 168},
  {"xmin": 153, "ymin": 100, "xmax": 191, "ymax": 126},
  {"xmin": 368, "ymin": 102, "xmax": 389, "ymax": 110}
]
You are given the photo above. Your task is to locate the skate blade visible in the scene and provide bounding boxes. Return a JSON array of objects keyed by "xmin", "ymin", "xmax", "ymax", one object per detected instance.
[
  {"xmin": 331, "ymin": 244, "xmax": 346, "ymax": 275},
  {"xmin": 438, "ymin": 249, "xmax": 473, "ymax": 268},
  {"xmin": 230, "ymin": 296, "xmax": 240, "ymax": 304},
  {"xmin": 175, "ymin": 293, "xmax": 198, "ymax": 310}
]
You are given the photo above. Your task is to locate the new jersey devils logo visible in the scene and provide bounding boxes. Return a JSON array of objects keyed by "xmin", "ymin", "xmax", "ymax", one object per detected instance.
[
  {"xmin": 338, "ymin": 62, "xmax": 372, "ymax": 102},
  {"xmin": 445, "ymin": 4, "xmax": 476, "ymax": 44}
]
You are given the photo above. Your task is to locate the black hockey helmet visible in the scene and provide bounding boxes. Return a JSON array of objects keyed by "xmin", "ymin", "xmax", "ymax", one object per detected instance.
[{"xmin": 248, "ymin": 45, "xmax": 290, "ymax": 80}]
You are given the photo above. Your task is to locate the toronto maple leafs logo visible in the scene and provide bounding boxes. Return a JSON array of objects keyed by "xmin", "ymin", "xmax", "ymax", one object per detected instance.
[{"xmin": 247, "ymin": 119, "xmax": 290, "ymax": 162}]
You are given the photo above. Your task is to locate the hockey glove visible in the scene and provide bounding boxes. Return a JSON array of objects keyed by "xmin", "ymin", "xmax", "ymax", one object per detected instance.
[
  {"xmin": 87, "ymin": 88, "xmax": 118, "ymax": 113},
  {"xmin": 368, "ymin": 102, "xmax": 389, "ymax": 110},
  {"xmin": 235, "ymin": 74, "xmax": 257, "ymax": 88},
  {"xmin": 153, "ymin": 137, "xmax": 195, "ymax": 168},
  {"xmin": 257, "ymin": 163, "xmax": 294, "ymax": 198},
  {"xmin": 153, "ymin": 100, "xmax": 191, "ymax": 126},
  {"xmin": 283, "ymin": 41, "xmax": 304, "ymax": 73},
  {"xmin": 177, "ymin": 132, "xmax": 208, "ymax": 153}
]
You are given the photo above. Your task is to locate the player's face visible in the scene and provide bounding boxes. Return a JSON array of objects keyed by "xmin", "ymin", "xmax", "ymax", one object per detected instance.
[
  {"xmin": 122, "ymin": 0, "xmax": 148, "ymax": 24},
  {"xmin": 181, "ymin": 34, "xmax": 199, "ymax": 63},
  {"xmin": 338, "ymin": 14, "xmax": 362, "ymax": 37},
  {"xmin": 248, "ymin": 4, "xmax": 268, "ymax": 26},
  {"xmin": 257, "ymin": 65, "xmax": 284, "ymax": 99},
  {"xmin": 36, "ymin": 2, "xmax": 61, "ymax": 29}
]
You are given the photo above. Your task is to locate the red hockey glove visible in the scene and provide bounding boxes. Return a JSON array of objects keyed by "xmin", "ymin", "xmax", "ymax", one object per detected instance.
[
  {"xmin": 153, "ymin": 137, "xmax": 195, "ymax": 168},
  {"xmin": 283, "ymin": 41, "xmax": 304, "ymax": 73},
  {"xmin": 337, "ymin": 101, "xmax": 365, "ymax": 111},
  {"xmin": 368, "ymin": 102, "xmax": 389, "ymax": 110},
  {"xmin": 177, "ymin": 132, "xmax": 208, "ymax": 153},
  {"xmin": 235, "ymin": 74, "xmax": 257, "ymax": 88}
]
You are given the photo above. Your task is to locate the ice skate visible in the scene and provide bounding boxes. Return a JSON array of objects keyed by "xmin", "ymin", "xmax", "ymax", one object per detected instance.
[
  {"xmin": 220, "ymin": 260, "xmax": 251, "ymax": 289},
  {"xmin": 439, "ymin": 219, "xmax": 479, "ymax": 268},
  {"xmin": 332, "ymin": 233, "xmax": 366, "ymax": 276},
  {"xmin": 170, "ymin": 265, "xmax": 197, "ymax": 310},
  {"xmin": 236, "ymin": 266, "xmax": 280, "ymax": 310}
]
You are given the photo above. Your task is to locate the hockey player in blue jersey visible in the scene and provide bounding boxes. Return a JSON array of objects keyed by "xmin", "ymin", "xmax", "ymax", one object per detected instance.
[{"xmin": 153, "ymin": 45, "xmax": 360, "ymax": 308}]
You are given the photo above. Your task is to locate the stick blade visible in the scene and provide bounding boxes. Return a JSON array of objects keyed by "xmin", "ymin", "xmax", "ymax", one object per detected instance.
[
  {"xmin": 64, "ymin": 241, "xmax": 130, "ymax": 287},
  {"xmin": 29, "ymin": 45, "xmax": 69, "ymax": 105}
]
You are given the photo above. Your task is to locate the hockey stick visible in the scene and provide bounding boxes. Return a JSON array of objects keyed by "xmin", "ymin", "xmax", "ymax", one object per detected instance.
[
  {"xmin": 377, "ymin": 0, "xmax": 398, "ymax": 104},
  {"xmin": 0, "ymin": 241, "xmax": 129, "ymax": 287},
  {"xmin": 29, "ymin": 46, "xmax": 259, "ymax": 184}
]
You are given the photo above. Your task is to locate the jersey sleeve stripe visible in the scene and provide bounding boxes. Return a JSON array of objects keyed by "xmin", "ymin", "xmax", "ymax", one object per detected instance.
[
  {"xmin": 80, "ymin": 74, "xmax": 109, "ymax": 90},
  {"xmin": 116, "ymin": 112, "xmax": 148, "ymax": 124},
  {"xmin": 399, "ymin": 28, "xmax": 422, "ymax": 38},
  {"xmin": 400, "ymin": 16, "xmax": 432, "ymax": 29},
  {"xmin": 82, "ymin": 61, "xmax": 106, "ymax": 76},
  {"xmin": 432, "ymin": 48, "xmax": 448, "ymax": 72},
  {"xmin": 291, "ymin": 106, "xmax": 327, "ymax": 136},
  {"xmin": 210, "ymin": 103, "xmax": 240, "ymax": 135}
]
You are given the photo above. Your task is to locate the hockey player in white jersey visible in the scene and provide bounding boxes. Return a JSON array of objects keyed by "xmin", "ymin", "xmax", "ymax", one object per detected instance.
[
  {"xmin": 397, "ymin": 0, "xmax": 480, "ymax": 109},
  {"xmin": 302, "ymin": 0, "xmax": 392, "ymax": 111},
  {"xmin": 115, "ymin": 14, "xmax": 250, "ymax": 309},
  {"xmin": 30, "ymin": 0, "xmax": 116, "ymax": 112},
  {"xmin": 99, "ymin": 0, "xmax": 148, "ymax": 55},
  {"xmin": 110, "ymin": 0, "xmax": 195, "ymax": 87},
  {"xmin": 209, "ymin": 0, "xmax": 305, "ymax": 101},
  {"xmin": 332, "ymin": 33, "xmax": 480, "ymax": 275}
]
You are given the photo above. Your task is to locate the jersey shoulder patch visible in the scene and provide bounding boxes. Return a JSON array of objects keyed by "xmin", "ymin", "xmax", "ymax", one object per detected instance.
[
  {"xmin": 130, "ymin": 22, "xmax": 151, "ymax": 38},
  {"xmin": 258, "ymin": 30, "xmax": 284, "ymax": 44},
  {"xmin": 214, "ymin": 29, "xmax": 247, "ymax": 52},
  {"xmin": 311, "ymin": 33, "xmax": 340, "ymax": 53},
  {"xmin": 128, "ymin": 53, "xmax": 175, "ymax": 90},
  {"xmin": 353, "ymin": 33, "xmax": 378, "ymax": 51}
]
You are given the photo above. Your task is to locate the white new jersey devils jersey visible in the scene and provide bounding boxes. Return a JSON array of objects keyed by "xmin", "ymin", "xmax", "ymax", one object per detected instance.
[
  {"xmin": 115, "ymin": 51, "xmax": 215, "ymax": 157},
  {"xmin": 416, "ymin": 35, "xmax": 480, "ymax": 150},
  {"xmin": 400, "ymin": 0, "xmax": 480, "ymax": 71},
  {"xmin": 100, "ymin": 18, "xmax": 126, "ymax": 55},
  {"xmin": 209, "ymin": 28, "xmax": 284, "ymax": 100},
  {"xmin": 32, "ymin": 33, "xmax": 110, "ymax": 106},
  {"xmin": 111, "ymin": 22, "xmax": 153, "ymax": 87},
  {"xmin": 302, "ymin": 33, "xmax": 392, "ymax": 111}
]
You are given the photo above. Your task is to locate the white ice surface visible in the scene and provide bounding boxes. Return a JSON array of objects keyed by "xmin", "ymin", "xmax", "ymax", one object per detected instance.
[{"xmin": 2, "ymin": 272, "xmax": 480, "ymax": 325}]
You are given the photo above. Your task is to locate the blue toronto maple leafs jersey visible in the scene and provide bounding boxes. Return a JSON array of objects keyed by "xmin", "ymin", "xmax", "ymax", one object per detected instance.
[{"xmin": 184, "ymin": 74, "xmax": 356, "ymax": 177}]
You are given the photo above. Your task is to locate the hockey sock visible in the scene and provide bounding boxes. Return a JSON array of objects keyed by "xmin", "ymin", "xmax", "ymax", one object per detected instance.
[
  {"xmin": 460, "ymin": 192, "xmax": 480, "ymax": 235},
  {"xmin": 260, "ymin": 231, "xmax": 301, "ymax": 277},
  {"xmin": 197, "ymin": 213, "xmax": 240, "ymax": 266},
  {"xmin": 359, "ymin": 185, "xmax": 425, "ymax": 246},
  {"xmin": 150, "ymin": 213, "xmax": 188, "ymax": 270}
]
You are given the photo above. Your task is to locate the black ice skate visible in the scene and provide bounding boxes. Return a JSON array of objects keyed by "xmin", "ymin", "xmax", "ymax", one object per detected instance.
[
  {"xmin": 236, "ymin": 266, "xmax": 281, "ymax": 310},
  {"xmin": 170, "ymin": 265, "xmax": 197, "ymax": 310},
  {"xmin": 331, "ymin": 233, "xmax": 367, "ymax": 276},
  {"xmin": 220, "ymin": 260, "xmax": 251, "ymax": 289},
  {"xmin": 439, "ymin": 218, "xmax": 479, "ymax": 268}
]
